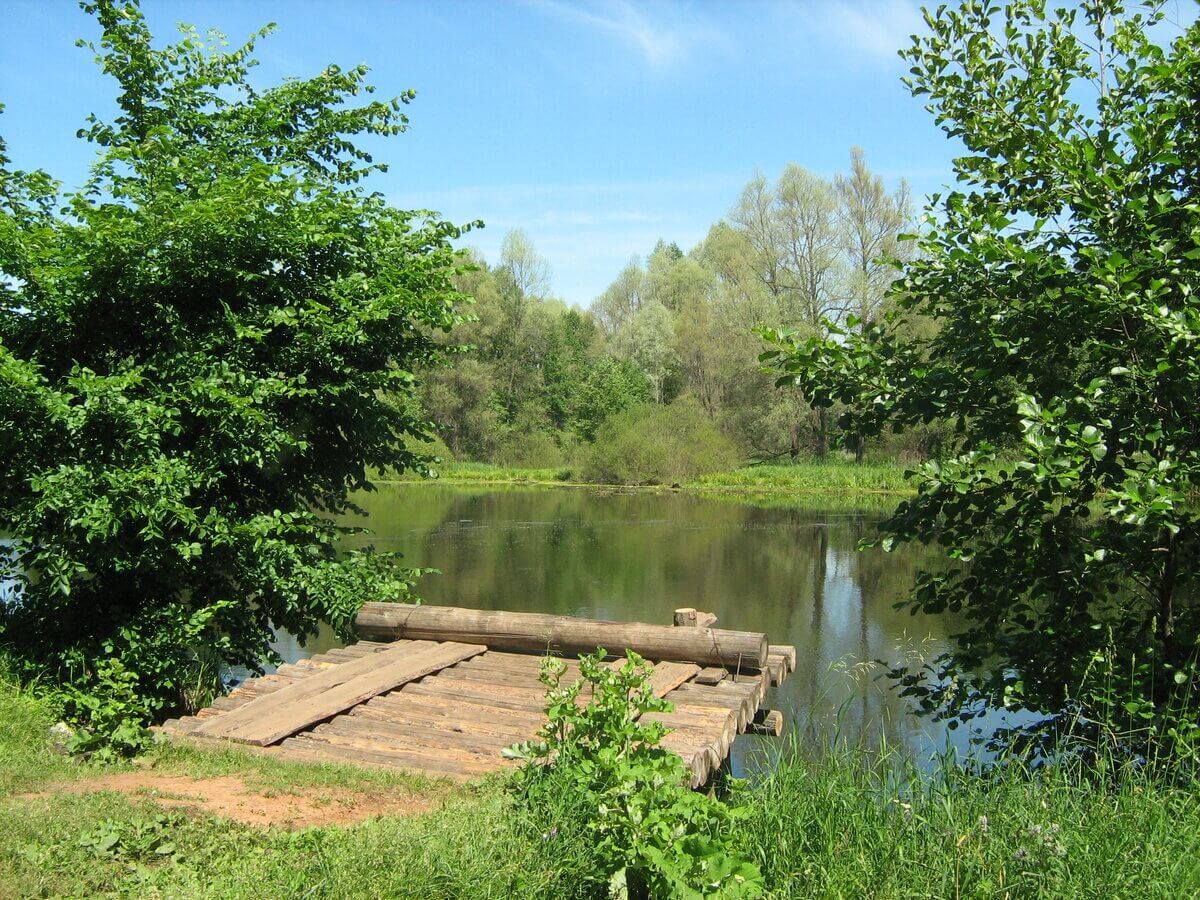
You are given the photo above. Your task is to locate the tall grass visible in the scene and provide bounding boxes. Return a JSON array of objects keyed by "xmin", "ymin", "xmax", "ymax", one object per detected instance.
[
  {"xmin": 739, "ymin": 741, "xmax": 1200, "ymax": 897},
  {"xmin": 691, "ymin": 459, "xmax": 915, "ymax": 495}
]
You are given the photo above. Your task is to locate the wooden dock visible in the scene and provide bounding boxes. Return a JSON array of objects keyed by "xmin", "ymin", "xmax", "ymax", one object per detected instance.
[{"xmin": 161, "ymin": 604, "xmax": 795, "ymax": 787}]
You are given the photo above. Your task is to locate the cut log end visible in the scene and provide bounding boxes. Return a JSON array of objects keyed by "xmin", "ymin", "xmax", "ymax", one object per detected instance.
[
  {"xmin": 673, "ymin": 607, "xmax": 718, "ymax": 629},
  {"xmin": 747, "ymin": 709, "xmax": 784, "ymax": 737}
]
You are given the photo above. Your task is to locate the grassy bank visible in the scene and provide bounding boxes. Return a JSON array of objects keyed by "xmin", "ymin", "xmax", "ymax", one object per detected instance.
[
  {"xmin": 4, "ymin": 681, "xmax": 1199, "ymax": 897},
  {"xmin": 384, "ymin": 458, "xmax": 917, "ymax": 498}
]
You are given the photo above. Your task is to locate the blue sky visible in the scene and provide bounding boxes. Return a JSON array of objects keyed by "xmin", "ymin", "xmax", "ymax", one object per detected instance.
[{"xmin": 1, "ymin": 0, "xmax": 958, "ymax": 306}]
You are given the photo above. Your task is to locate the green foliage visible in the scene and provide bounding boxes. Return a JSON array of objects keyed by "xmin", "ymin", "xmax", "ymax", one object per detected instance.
[
  {"xmin": 420, "ymin": 150, "xmax": 926, "ymax": 471},
  {"xmin": 493, "ymin": 430, "xmax": 566, "ymax": 469},
  {"xmin": 583, "ymin": 398, "xmax": 741, "ymax": 485},
  {"xmin": 739, "ymin": 743, "xmax": 1200, "ymax": 898},
  {"xmin": 570, "ymin": 355, "xmax": 652, "ymax": 442},
  {"xmin": 0, "ymin": 2, "xmax": 469, "ymax": 739},
  {"xmin": 508, "ymin": 650, "xmax": 762, "ymax": 898},
  {"xmin": 761, "ymin": 0, "xmax": 1200, "ymax": 759}
]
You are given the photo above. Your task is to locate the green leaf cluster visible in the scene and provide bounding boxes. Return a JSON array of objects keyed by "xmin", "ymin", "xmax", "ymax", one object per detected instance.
[
  {"xmin": 509, "ymin": 650, "xmax": 762, "ymax": 898},
  {"xmin": 0, "ymin": 1, "xmax": 471, "ymax": 740},
  {"xmin": 761, "ymin": 0, "xmax": 1200, "ymax": 760}
]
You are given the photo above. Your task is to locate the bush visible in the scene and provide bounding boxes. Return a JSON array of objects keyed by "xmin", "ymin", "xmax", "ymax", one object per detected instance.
[
  {"xmin": 492, "ymin": 431, "xmax": 565, "ymax": 469},
  {"xmin": 508, "ymin": 650, "xmax": 762, "ymax": 898},
  {"xmin": 582, "ymin": 398, "xmax": 740, "ymax": 485},
  {"xmin": 0, "ymin": 4, "xmax": 465, "ymax": 744}
]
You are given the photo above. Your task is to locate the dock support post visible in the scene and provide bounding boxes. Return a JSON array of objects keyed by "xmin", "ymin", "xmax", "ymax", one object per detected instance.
[{"xmin": 673, "ymin": 607, "xmax": 718, "ymax": 629}]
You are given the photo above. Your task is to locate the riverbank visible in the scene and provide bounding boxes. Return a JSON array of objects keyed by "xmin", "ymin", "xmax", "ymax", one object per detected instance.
[
  {"xmin": 382, "ymin": 459, "xmax": 917, "ymax": 499},
  {"xmin": 4, "ymin": 679, "xmax": 1197, "ymax": 897}
]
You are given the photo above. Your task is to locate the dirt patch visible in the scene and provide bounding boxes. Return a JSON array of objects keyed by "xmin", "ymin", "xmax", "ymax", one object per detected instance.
[{"xmin": 17, "ymin": 772, "xmax": 440, "ymax": 828}]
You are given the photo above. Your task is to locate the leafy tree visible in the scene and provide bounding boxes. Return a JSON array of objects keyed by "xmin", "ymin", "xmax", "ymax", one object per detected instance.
[
  {"xmin": 762, "ymin": 0, "xmax": 1200, "ymax": 758},
  {"xmin": 570, "ymin": 356, "xmax": 651, "ymax": 443},
  {"xmin": 541, "ymin": 308, "xmax": 595, "ymax": 430},
  {"xmin": 611, "ymin": 301, "xmax": 676, "ymax": 404},
  {"xmin": 0, "ymin": 2, "xmax": 470, "ymax": 735},
  {"xmin": 834, "ymin": 146, "xmax": 913, "ymax": 328}
]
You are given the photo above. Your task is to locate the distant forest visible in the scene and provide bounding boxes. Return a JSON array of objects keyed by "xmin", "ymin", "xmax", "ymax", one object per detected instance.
[{"xmin": 417, "ymin": 149, "xmax": 945, "ymax": 482}]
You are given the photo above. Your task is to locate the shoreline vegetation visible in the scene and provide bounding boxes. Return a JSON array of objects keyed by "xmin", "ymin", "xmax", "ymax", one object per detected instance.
[{"xmin": 380, "ymin": 459, "xmax": 918, "ymax": 499}]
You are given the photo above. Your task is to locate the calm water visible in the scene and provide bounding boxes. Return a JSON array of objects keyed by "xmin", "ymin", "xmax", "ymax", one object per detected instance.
[{"xmin": 281, "ymin": 483, "xmax": 971, "ymax": 770}]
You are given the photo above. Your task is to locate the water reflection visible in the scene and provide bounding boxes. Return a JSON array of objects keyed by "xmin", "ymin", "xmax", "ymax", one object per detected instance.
[{"xmin": 323, "ymin": 484, "xmax": 961, "ymax": 768}]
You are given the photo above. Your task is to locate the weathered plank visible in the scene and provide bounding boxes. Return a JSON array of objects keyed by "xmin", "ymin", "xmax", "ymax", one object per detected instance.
[
  {"xmin": 351, "ymin": 703, "xmax": 538, "ymax": 742},
  {"xmin": 195, "ymin": 640, "xmax": 484, "ymax": 745},
  {"xmin": 356, "ymin": 603, "xmax": 768, "ymax": 669},
  {"xmin": 673, "ymin": 607, "xmax": 718, "ymax": 629},
  {"xmin": 693, "ymin": 666, "xmax": 728, "ymax": 685},
  {"xmin": 281, "ymin": 734, "xmax": 505, "ymax": 778},
  {"xmin": 645, "ymin": 661, "xmax": 701, "ymax": 697}
]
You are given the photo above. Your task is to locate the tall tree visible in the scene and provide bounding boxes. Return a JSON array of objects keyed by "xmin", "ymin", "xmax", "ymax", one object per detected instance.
[
  {"xmin": 834, "ymin": 147, "xmax": 913, "ymax": 327},
  {"xmin": 0, "ymin": 1, "xmax": 470, "ymax": 736},
  {"xmin": 763, "ymin": 0, "xmax": 1200, "ymax": 757}
]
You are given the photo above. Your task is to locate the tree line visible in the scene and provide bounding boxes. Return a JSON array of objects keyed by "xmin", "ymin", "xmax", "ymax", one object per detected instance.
[{"xmin": 419, "ymin": 149, "xmax": 944, "ymax": 482}]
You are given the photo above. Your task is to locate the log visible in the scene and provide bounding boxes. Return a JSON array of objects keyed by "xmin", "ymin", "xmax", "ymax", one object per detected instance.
[
  {"xmin": 357, "ymin": 603, "xmax": 768, "ymax": 670},
  {"xmin": 768, "ymin": 645, "xmax": 797, "ymax": 674},
  {"xmin": 746, "ymin": 709, "xmax": 784, "ymax": 737}
]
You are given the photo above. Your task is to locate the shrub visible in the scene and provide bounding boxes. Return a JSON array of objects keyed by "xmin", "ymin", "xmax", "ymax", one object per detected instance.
[
  {"xmin": 492, "ymin": 431, "xmax": 565, "ymax": 469},
  {"xmin": 582, "ymin": 398, "xmax": 740, "ymax": 485},
  {"xmin": 508, "ymin": 650, "xmax": 762, "ymax": 898}
]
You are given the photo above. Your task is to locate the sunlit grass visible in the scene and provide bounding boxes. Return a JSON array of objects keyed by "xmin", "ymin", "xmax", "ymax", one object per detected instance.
[
  {"xmin": 4, "ymin": 680, "xmax": 1200, "ymax": 897},
  {"xmin": 380, "ymin": 457, "xmax": 917, "ymax": 499}
]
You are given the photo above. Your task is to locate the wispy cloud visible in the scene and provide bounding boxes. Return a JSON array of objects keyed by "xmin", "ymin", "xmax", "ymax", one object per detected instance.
[
  {"xmin": 523, "ymin": 0, "xmax": 725, "ymax": 68},
  {"xmin": 820, "ymin": 0, "xmax": 923, "ymax": 62}
]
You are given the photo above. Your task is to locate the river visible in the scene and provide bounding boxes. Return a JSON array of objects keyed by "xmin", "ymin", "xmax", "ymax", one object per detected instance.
[{"xmin": 273, "ymin": 482, "xmax": 973, "ymax": 772}]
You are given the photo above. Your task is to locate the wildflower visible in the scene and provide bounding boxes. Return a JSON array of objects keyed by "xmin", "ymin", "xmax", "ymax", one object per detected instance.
[
  {"xmin": 977, "ymin": 815, "xmax": 989, "ymax": 834},
  {"xmin": 1013, "ymin": 848, "xmax": 1029, "ymax": 862}
]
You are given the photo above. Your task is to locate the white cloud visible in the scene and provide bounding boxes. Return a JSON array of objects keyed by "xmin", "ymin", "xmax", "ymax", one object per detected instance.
[
  {"xmin": 523, "ymin": 0, "xmax": 726, "ymax": 68},
  {"xmin": 820, "ymin": 0, "xmax": 923, "ymax": 62}
]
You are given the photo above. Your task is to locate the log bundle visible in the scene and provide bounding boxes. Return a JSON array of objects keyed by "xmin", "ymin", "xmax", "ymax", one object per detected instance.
[{"xmin": 356, "ymin": 603, "xmax": 769, "ymax": 671}]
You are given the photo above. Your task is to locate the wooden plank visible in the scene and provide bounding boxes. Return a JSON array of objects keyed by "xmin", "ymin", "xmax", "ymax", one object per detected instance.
[
  {"xmin": 195, "ymin": 640, "xmax": 484, "ymax": 746},
  {"xmin": 732, "ymin": 671, "xmax": 771, "ymax": 706},
  {"xmin": 646, "ymin": 661, "xmax": 701, "ymax": 697},
  {"xmin": 368, "ymin": 692, "xmax": 548, "ymax": 726},
  {"xmin": 673, "ymin": 608, "xmax": 718, "ymax": 629},
  {"xmin": 458, "ymin": 652, "xmax": 581, "ymax": 675},
  {"xmin": 313, "ymin": 717, "xmax": 513, "ymax": 760},
  {"xmin": 400, "ymin": 681, "xmax": 550, "ymax": 713},
  {"xmin": 281, "ymin": 734, "xmax": 505, "ymax": 778},
  {"xmin": 693, "ymin": 666, "xmax": 728, "ymax": 685},
  {"xmin": 351, "ymin": 704, "xmax": 539, "ymax": 742},
  {"xmin": 356, "ymin": 603, "xmax": 769, "ymax": 669},
  {"xmin": 766, "ymin": 656, "xmax": 787, "ymax": 686}
]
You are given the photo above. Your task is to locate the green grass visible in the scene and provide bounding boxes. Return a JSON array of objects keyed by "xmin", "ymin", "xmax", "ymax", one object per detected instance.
[
  {"xmin": 4, "ymin": 680, "xmax": 1200, "ymax": 897},
  {"xmin": 689, "ymin": 460, "xmax": 915, "ymax": 496},
  {"xmin": 382, "ymin": 458, "xmax": 917, "ymax": 500}
]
